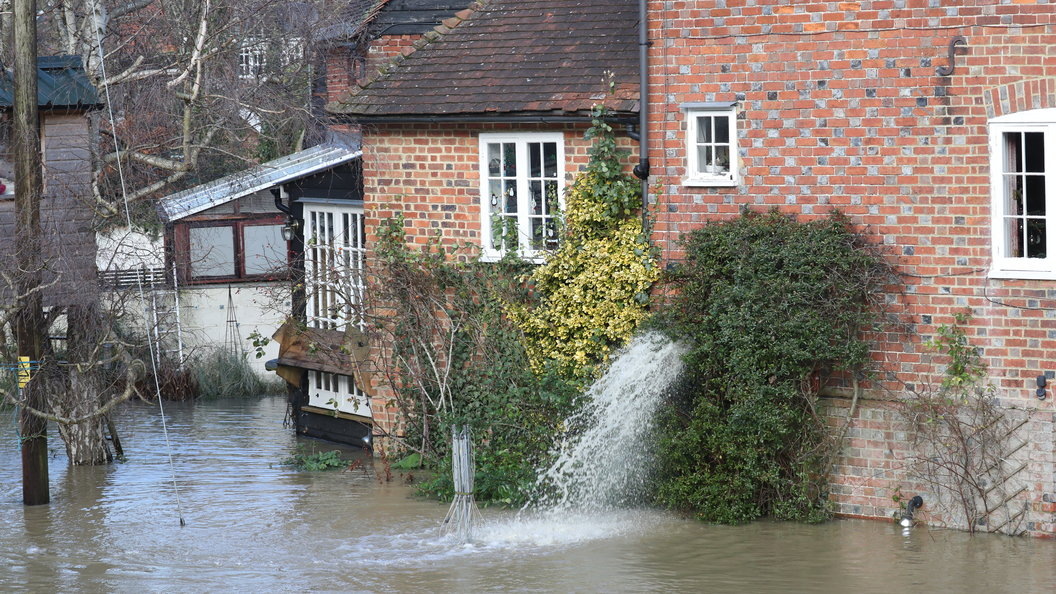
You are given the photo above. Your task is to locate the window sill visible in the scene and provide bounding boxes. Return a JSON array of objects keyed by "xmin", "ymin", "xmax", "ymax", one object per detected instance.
[
  {"xmin": 988, "ymin": 268, "xmax": 1056, "ymax": 281},
  {"xmin": 682, "ymin": 176, "xmax": 738, "ymax": 188},
  {"xmin": 480, "ymin": 249, "xmax": 549, "ymax": 264}
]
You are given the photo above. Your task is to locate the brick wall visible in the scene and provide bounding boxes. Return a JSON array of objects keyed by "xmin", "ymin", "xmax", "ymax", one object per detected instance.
[
  {"xmin": 366, "ymin": 35, "xmax": 421, "ymax": 85},
  {"xmin": 359, "ymin": 120, "xmax": 638, "ymax": 443},
  {"xmin": 647, "ymin": 0, "xmax": 1056, "ymax": 535}
]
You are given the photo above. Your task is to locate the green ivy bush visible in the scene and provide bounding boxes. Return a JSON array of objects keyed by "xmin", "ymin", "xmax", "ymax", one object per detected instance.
[{"xmin": 654, "ymin": 210, "xmax": 893, "ymax": 523}]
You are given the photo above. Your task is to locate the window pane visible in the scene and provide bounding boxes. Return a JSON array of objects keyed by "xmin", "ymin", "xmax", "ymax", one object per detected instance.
[
  {"xmin": 243, "ymin": 224, "xmax": 285, "ymax": 275},
  {"xmin": 189, "ymin": 226, "xmax": 235, "ymax": 277},
  {"xmin": 714, "ymin": 145, "xmax": 730, "ymax": 172},
  {"xmin": 696, "ymin": 116, "xmax": 712, "ymax": 143},
  {"xmin": 544, "ymin": 219, "xmax": 558, "ymax": 249},
  {"xmin": 1004, "ymin": 174, "xmax": 1024, "ymax": 216},
  {"xmin": 489, "ymin": 179, "xmax": 503, "ymax": 213},
  {"xmin": 545, "ymin": 180, "xmax": 559, "ymax": 215},
  {"xmin": 530, "ymin": 142, "xmax": 542, "ymax": 178},
  {"xmin": 504, "ymin": 181, "xmax": 517, "ymax": 214},
  {"xmin": 697, "ymin": 146, "xmax": 712, "ymax": 173},
  {"xmin": 1006, "ymin": 217, "xmax": 1024, "ymax": 258},
  {"xmin": 1026, "ymin": 175, "xmax": 1046, "ymax": 216},
  {"xmin": 530, "ymin": 180, "xmax": 542, "ymax": 215},
  {"xmin": 488, "ymin": 143, "xmax": 501, "ymax": 176},
  {"xmin": 715, "ymin": 115, "xmax": 730, "ymax": 143},
  {"xmin": 503, "ymin": 143, "xmax": 516, "ymax": 177},
  {"xmin": 1027, "ymin": 218, "xmax": 1047, "ymax": 258},
  {"xmin": 1005, "ymin": 132, "xmax": 1023, "ymax": 173},
  {"xmin": 543, "ymin": 142, "xmax": 558, "ymax": 178},
  {"xmin": 1025, "ymin": 132, "xmax": 1045, "ymax": 173}
]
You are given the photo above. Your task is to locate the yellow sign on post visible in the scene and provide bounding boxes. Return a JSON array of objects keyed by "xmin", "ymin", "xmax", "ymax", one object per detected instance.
[{"xmin": 17, "ymin": 356, "xmax": 31, "ymax": 388}]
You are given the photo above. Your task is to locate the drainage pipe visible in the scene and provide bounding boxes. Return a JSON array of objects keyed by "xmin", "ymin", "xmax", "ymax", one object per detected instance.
[
  {"xmin": 271, "ymin": 187, "xmax": 291, "ymax": 215},
  {"xmin": 900, "ymin": 495, "xmax": 924, "ymax": 527},
  {"xmin": 632, "ymin": 0, "xmax": 651, "ymax": 230}
]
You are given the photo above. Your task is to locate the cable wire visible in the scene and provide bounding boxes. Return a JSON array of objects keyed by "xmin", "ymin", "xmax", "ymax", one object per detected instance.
[{"xmin": 93, "ymin": 23, "xmax": 186, "ymax": 527}]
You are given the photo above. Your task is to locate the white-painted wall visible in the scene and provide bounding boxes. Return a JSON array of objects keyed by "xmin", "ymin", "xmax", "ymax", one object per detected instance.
[
  {"xmin": 97, "ymin": 226, "xmax": 287, "ymax": 377},
  {"xmin": 175, "ymin": 283, "xmax": 286, "ymax": 376}
]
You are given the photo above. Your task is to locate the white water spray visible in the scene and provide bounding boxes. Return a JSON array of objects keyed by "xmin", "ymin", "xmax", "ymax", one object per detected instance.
[{"xmin": 531, "ymin": 331, "xmax": 687, "ymax": 514}]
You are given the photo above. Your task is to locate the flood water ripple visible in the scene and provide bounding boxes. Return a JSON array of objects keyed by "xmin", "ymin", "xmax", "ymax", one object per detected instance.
[{"xmin": 2, "ymin": 396, "xmax": 1055, "ymax": 592}]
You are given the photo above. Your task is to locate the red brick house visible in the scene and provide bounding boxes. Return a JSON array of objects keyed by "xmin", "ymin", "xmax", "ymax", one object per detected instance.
[
  {"xmin": 646, "ymin": 0, "xmax": 1056, "ymax": 535},
  {"xmin": 321, "ymin": 0, "xmax": 640, "ymax": 440},
  {"xmin": 306, "ymin": 0, "xmax": 1056, "ymax": 536}
]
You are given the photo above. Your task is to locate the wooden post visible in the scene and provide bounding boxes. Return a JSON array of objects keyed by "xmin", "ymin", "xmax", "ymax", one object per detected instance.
[{"xmin": 14, "ymin": 0, "xmax": 49, "ymax": 506}]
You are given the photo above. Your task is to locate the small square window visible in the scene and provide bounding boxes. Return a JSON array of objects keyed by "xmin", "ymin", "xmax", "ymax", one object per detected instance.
[{"xmin": 683, "ymin": 106, "xmax": 738, "ymax": 187}]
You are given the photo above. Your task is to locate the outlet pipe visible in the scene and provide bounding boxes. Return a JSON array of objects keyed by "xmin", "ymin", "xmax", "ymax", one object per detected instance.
[{"xmin": 900, "ymin": 495, "xmax": 924, "ymax": 527}]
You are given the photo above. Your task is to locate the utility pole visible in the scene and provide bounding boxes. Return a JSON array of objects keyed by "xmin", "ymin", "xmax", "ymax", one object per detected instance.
[{"xmin": 14, "ymin": 0, "xmax": 49, "ymax": 506}]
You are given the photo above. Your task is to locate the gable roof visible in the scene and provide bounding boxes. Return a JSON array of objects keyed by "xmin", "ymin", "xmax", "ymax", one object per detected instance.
[
  {"xmin": 158, "ymin": 144, "xmax": 362, "ymax": 221},
  {"xmin": 0, "ymin": 56, "xmax": 100, "ymax": 111},
  {"xmin": 328, "ymin": 0, "xmax": 639, "ymax": 120}
]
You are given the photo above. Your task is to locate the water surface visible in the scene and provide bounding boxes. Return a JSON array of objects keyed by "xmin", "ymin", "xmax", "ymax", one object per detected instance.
[{"xmin": 1, "ymin": 397, "xmax": 1054, "ymax": 592}]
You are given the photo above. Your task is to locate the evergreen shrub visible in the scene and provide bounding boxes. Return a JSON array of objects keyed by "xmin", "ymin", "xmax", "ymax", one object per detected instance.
[{"xmin": 654, "ymin": 210, "xmax": 893, "ymax": 523}]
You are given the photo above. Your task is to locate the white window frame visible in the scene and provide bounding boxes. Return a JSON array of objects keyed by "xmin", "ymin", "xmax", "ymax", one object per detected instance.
[
  {"xmin": 238, "ymin": 38, "xmax": 268, "ymax": 79},
  {"xmin": 682, "ymin": 103, "xmax": 738, "ymax": 187},
  {"xmin": 989, "ymin": 108, "xmax": 1056, "ymax": 279},
  {"xmin": 478, "ymin": 132, "xmax": 565, "ymax": 262},
  {"xmin": 302, "ymin": 200, "xmax": 366, "ymax": 330},
  {"xmin": 307, "ymin": 370, "xmax": 371, "ymax": 418}
]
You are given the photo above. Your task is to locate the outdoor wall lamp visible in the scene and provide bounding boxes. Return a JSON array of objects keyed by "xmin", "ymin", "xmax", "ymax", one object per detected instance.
[{"xmin": 281, "ymin": 218, "xmax": 300, "ymax": 242}]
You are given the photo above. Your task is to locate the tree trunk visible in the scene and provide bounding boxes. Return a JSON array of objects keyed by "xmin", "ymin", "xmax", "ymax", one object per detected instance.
[{"xmin": 55, "ymin": 303, "xmax": 114, "ymax": 465}]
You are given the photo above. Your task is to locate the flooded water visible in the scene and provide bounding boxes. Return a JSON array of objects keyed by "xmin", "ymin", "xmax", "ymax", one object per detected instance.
[{"xmin": 2, "ymin": 396, "xmax": 1056, "ymax": 592}]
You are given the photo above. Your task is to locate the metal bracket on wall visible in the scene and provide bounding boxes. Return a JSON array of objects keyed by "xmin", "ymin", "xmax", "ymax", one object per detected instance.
[{"xmin": 936, "ymin": 36, "xmax": 968, "ymax": 77}]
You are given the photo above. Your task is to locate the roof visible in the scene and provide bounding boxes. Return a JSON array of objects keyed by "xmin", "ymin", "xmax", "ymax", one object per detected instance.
[
  {"xmin": 315, "ymin": 1, "xmax": 467, "ymax": 43},
  {"xmin": 314, "ymin": 0, "xmax": 385, "ymax": 42},
  {"xmin": 0, "ymin": 55, "xmax": 101, "ymax": 110},
  {"xmin": 328, "ymin": 0, "xmax": 640, "ymax": 119},
  {"xmin": 157, "ymin": 144, "xmax": 362, "ymax": 221}
]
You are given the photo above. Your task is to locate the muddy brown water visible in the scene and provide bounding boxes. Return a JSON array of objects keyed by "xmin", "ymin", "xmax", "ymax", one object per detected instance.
[{"xmin": 2, "ymin": 396, "xmax": 1055, "ymax": 592}]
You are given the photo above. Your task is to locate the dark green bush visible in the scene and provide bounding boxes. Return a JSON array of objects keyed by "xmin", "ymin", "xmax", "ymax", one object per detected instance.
[{"xmin": 654, "ymin": 210, "xmax": 893, "ymax": 523}]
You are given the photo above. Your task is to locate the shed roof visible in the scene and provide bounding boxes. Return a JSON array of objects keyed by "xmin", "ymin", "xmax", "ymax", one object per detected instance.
[
  {"xmin": 328, "ymin": 0, "xmax": 639, "ymax": 120},
  {"xmin": 157, "ymin": 144, "xmax": 362, "ymax": 222},
  {"xmin": 0, "ymin": 56, "xmax": 100, "ymax": 110}
]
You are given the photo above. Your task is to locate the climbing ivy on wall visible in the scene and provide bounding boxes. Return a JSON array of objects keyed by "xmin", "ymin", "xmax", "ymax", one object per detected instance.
[
  {"xmin": 653, "ymin": 210, "xmax": 894, "ymax": 523},
  {"xmin": 507, "ymin": 108, "xmax": 660, "ymax": 378}
]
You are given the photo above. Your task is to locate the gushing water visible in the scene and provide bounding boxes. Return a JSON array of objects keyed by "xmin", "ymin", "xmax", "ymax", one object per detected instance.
[{"xmin": 531, "ymin": 331, "xmax": 688, "ymax": 514}]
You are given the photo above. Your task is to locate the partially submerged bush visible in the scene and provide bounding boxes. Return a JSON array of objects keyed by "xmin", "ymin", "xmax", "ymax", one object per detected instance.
[
  {"xmin": 282, "ymin": 446, "xmax": 348, "ymax": 471},
  {"xmin": 654, "ymin": 210, "xmax": 893, "ymax": 523}
]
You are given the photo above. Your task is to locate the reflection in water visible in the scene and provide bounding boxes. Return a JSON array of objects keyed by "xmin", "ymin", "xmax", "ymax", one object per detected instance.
[{"xmin": 0, "ymin": 396, "xmax": 1054, "ymax": 591}]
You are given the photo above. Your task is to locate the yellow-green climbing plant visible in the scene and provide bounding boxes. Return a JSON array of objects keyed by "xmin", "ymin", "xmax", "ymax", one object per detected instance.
[{"xmin": 508, "ymin": 108, "xmax": 659, "ymax": 377}]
